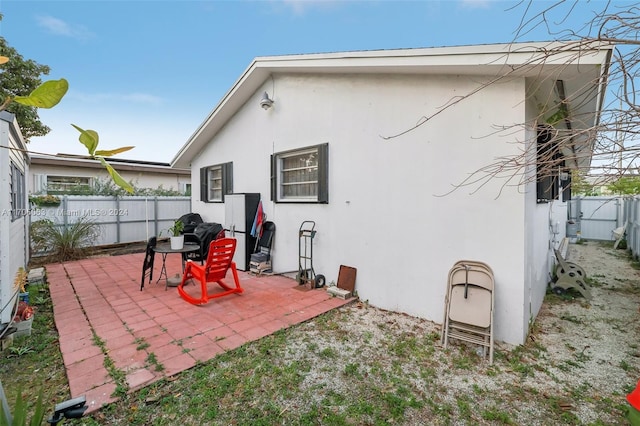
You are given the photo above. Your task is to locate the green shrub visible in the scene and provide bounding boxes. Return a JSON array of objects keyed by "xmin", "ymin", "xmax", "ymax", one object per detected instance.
[{"xmin": 28, "ymin": 195, "xmax": 60, "ymax": 207}]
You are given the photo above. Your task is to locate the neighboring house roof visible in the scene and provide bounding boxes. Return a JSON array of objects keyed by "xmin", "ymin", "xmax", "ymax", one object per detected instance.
[
  {"xmin": 31, "ymin": 153, "xmax": 190, "ymax": 175},
  {"xmin": 171, "ymin": 41, "xmax": 613, "ymax": 169}
]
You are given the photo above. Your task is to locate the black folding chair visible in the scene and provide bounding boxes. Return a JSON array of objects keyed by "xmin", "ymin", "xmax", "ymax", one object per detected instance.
[
  {"xmin": 250, "ymin": 221, "xmax": 275, "ymax": 274},
  {"xmin": 140, "ymin": 236, "xmax": 157, "ymax": 290}
]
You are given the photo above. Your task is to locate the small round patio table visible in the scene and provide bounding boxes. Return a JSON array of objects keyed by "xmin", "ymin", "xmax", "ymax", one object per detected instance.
[{"xmin": 153, "ymin": 242, "xmax": 200, "ymax": 290}]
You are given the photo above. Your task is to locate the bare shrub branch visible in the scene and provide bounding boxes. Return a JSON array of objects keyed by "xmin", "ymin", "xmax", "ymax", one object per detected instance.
[{"xmin": 385, "ymin": 1, "xmax": 640, "ymax": 196}]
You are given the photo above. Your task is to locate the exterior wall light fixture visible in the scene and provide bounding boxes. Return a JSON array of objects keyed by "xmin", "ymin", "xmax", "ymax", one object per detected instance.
[{"xmin": 260, "ymin": 92, "xmax": 274, "ymax": 110}]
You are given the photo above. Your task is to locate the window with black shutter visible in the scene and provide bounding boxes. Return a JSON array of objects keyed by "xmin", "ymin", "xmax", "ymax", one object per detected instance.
[
  {"xmin": 271, "ymin": 143, "xmax": 328, "ymax": 204},
  {"xmin": 536, "ymin": 126, "xmax": 563, "ymax": 203},
  {"xmin": 200, "ymin": 162, "xmax": 233, "ymax": 203}
]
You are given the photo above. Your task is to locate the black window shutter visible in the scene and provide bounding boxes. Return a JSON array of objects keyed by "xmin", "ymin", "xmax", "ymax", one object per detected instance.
[
  {"xmin": 270, "ymin": 154, "xmax": 276, "ymax": 201},
  {"xmin": 318, "ymin": 143, "xmax": 329, "ymax": 203},
  {"xmin": 222, "ymin": 162, "xmax": 234, "ymax": 201},
  {"xmin": 536, "ymin": 126, "xmax": 553, "ymax": 203},
  {"xmin": 200, "ymin": 167, "xmax": 209, "ymax": 203},
  {"xmin": 561, "ymin": 171, "xmax": 571, "ymax": 202}
]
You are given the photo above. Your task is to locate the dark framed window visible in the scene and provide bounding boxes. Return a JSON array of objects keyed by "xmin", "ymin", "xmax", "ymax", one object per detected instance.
[
  {"xmin": 536, "ymin": 126, "xmax": 564, "ymax": 203},
  {"xmin": 10, "ymin": 162, "xmax": 25, "ymax": 221},
  {"xmin": 271, "ymin": 143, "xmax": 328, "ymax": 203},
  {"xmin": 200, "ymin": 162, "xmax": 233, "ymax": 203}
]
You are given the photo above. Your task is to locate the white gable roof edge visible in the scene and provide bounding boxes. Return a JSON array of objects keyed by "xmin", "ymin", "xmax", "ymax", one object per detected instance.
[{"xmin": 171, "ymin": 41, "xmax": 613, "ymax": 168}]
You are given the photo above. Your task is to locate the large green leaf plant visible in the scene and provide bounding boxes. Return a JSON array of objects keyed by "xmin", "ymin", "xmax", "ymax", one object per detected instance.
[{"xmin": 1, "ymin": 56, "xmax": 134, "ymax": 194}]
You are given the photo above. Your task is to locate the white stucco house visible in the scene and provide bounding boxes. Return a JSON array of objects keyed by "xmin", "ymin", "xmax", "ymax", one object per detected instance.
[
  {"xmin": 0, "ymin": 111, "xmax": 29, "ymax": 325},
  {"xmin": 30, "ymin": 154, "xmax": 191, "ymax": 195},
  {"xmin": 172, "ymin": 42, "xmax": 612, "ymax": 345}
]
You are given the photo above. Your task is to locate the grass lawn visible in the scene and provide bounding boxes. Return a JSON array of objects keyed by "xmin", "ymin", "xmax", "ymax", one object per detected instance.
[{"xmin": 0, "ymin": 241, "xmax": 637, "ymax": 425}]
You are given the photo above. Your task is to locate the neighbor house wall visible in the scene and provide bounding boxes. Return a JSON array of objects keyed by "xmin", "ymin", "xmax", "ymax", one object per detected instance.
[
  {"xmin": 0, "ymin": 112, "xmax": 28, "ymax": 324},
  {"xmin": 30, "ymin": 161, "xmax": 190, "ymax": 194},
  {"xmin": 191, "ymin": 73, "xmax": 529, "ymax": 344}
]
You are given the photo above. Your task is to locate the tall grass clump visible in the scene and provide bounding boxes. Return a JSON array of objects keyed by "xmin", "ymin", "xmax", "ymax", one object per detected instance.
[{"xmin": 30, "ymin": 217, "xmax": 101, "ymax": 262}]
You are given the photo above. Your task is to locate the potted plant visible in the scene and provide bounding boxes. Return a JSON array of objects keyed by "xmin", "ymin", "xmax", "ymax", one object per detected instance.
[
  {"xmin": 12, "ymin": 268, "xmax": 34, "ymax": 337},
  {"xmin": 168, "ymin": 220, "xmax": 184, "ymax": 250}
]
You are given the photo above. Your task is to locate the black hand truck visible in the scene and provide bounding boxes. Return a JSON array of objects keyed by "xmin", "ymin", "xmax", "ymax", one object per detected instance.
[{"xmin": 296, "ymin": 221, "xmax": 325, "ymax": 288}]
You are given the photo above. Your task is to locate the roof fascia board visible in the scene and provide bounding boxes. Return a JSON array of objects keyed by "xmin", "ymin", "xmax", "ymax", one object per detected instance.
[{"xmin": 254, "ymin": 41, "xmax": 612, "ymax": 70}]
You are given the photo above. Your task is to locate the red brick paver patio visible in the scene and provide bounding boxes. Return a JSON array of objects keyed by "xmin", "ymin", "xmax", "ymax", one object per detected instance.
[{"xmin": 46, "ymin": 251, "xmax": 352, "ymax": 414}]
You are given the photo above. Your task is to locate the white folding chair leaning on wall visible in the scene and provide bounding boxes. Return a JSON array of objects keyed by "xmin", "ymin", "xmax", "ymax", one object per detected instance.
[{"xmin": 442, "ymin": 260, "xmax": 495, "ymax": 364}]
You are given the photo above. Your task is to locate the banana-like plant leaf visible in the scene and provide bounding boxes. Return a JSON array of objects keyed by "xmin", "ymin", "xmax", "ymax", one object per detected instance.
[
  {"xmin": 14, "ymin": 78, "xmax": 69, "ymax": 109},
  {"xmin": 98, "ymin": 157, "xmax": 134, "ymax": 194},
  {"xmin": 95, "ymin": 146, "xmax": 134, "ymax": 157},
  {"xmin": 71, "ymin": 124, "xmax": 99, "ymax": 156}
]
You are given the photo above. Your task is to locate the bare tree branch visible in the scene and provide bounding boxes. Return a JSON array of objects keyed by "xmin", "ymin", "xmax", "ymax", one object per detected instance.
[{"xmin": 383, "ymin": 1, "xmax": 640, "ymax": 197}]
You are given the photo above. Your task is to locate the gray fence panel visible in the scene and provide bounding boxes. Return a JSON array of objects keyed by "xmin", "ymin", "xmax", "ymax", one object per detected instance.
[
  {"xmin": 571, "ymin": 196, "xmax": 622, "ymax": 241},
  {"xmin": 119, "ymin": 221, "xmax": 154, "ymax": 244},
  {"xmin": 155, "ymin": 197, "xmax": 193, "ymax": 238},
  {"xmin": 624, "ymin": 197, "xmax": 640, "ymax": 258},
  {"xmin": 31, "ymin": 195, "xmax": 191, "ymax": 247}
]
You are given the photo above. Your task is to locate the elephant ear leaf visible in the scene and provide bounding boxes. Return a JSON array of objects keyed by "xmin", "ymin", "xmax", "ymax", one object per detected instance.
[
  {"xmin": 98, "ymin": 157, "xmax": 134, "ymax": 194},
  {"xmin": 95, "ymin": 146, "xmax": 134, "ymax": 157},
  {"xmin": 14, "ymin": 78, "xmax": 68, "ymax": 108},
  {"xmin": 71, "ymin": 124, "xmax": 99, "ymax": 156}
]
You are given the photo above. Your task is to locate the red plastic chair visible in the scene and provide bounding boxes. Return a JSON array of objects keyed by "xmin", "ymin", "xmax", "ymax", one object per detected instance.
[{"xmin": 177, "ymin": 237, "xmax": 244, "ymax": 305}]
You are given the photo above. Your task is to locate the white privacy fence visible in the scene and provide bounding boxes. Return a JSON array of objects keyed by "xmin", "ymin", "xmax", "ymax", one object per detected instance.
[
  {"xmin": 623, "ymin": 197, "xmax": 640, "ymax": 258},
  {"xmin": 568, "ymin": 196, "xmax": 623, "ymax": 241},
  {"xmin": 30, "ymin": 195, "xmax": 192, "ymax": 247},
  {"xmin": 566, "ymin": 196, "xmax": 640, "ymax": 257}
]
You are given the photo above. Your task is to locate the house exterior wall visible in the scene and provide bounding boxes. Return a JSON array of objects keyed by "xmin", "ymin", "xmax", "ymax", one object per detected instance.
[
  {"xmin": 522, "ymin": 120, "xmax": 553, "ymax": 344},
  {"xmin": 0, "ymin": 113, "xmax": 28, "ymax": 324},
  {"xmin": 522, "ymin": 90, "xmax": 571, "ymax": 344},
  {"xmin": 523, "ymin": 197, "xmax": 566, "ymax": 342},
  {"xmin": 30, "ymin": 162, "xmax": 190, "ymax": 194},
  {"xmin": 191, "ymin": 73, "xmax": 531, "ymax": 344}
]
